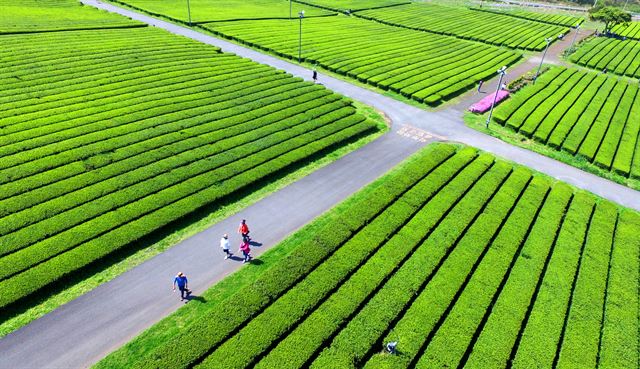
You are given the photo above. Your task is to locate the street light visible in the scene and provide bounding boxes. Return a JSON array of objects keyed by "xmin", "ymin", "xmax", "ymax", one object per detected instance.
[
  {"xmin": 298, "ymin": 10, "xmax": 305, "ymax": 63},
  {"xmin": 569, "ymin": 23, "xmax": 581, "ymax": 52},
  {"xmin": 486, "ymin": 66, "xmax": 507, "ymax": 128},
  {"xmin": 624, "ymin": 0, "xmax": 629, "ymax": 11},
  {"xmin": 186, "ymin": 0, "xmax": 192, "ymax": 26},
  {"xmin": 534, "ymin": 37, "xmax": 552, "ymax": 85}
]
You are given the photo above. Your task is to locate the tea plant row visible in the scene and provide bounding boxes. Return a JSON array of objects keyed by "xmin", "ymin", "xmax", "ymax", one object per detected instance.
[
  {"xmin": 494, "ymin": 67, "xmax": 640, "ymax": 180},
  {"xmin": 0, "ymin": 27, "xmax": 376, "ymax": 309},
  {"xmin": 96, "ymin": 143, "xmax": 639, "ymax": 369}
]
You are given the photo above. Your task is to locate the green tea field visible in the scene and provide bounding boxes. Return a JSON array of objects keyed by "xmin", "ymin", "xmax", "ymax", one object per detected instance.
[
  {"xmin": 200, "ymin": 15, "xmax": 521, "ymax": 105},
  {"xmin": 0, "ymin": 0, "xmax": 142, "ymax": 33},
  {"xmin": 96, "ymin": 143, "xmax": 640, "ymax": 369},
  {"xmin": 0, "ymin": 26, "xmax": 377, "ymax": 310},
  {"xmin": 356, "ymin": 3, "xmax": 569, "ymax": 50},
  {"xmin": 493, "ymin": 67, "xmax": 640, "ymax": 179},
  {"xmin": 470, "ymin": 7, "xmax": 583, "ymax": 27},
  {"xmin": 111, "ymin": 0, "xmax": 538, "ymax": 105},
  {"xmin": 292, "ymin": 0, "xmax": 410, "ymax": 12},
  {"xmin": 109, "ymin": 0, "xmax": 332, "ymax": 23},
  {"xmin": 611, "ymin": 21, "xmax": 640, "ymax": 40},
  {"xmin": 570, "ymin": 37, "xmax": 640, "ymax": 77}
]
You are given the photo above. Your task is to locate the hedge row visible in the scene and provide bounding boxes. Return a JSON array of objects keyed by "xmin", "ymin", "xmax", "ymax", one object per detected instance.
[
  {"xmin": 0, "ymin": 102, "xmax": 353, "ymax": 272},
  {"xmin": 197, "ymin": 151, "xmax": 495, "ymax": 369},
  {"xmin": 199, "ymin": 15, "xmax": 521, "ymax": 106},
  {"xmin": 363, "ymin": 174, "xmax": 552, "ymax": 369},
  {"xmin": 598, "ymin": 210, "xmax": 640, "ymax": 368},
  {"xmin": 115, "ymin": 144, "xmax": 462, "ymax": 369},
  {"xmin": 311, "ymin": 165, "xmax": 531, "ymax": 369},
  {"xmin": 469, "ymin": 7, "xmax": 583, "ymax": 27},
  {"xmin": 611, "ymin": 21, "xmax": 640, "ymax": 40},
  {"xmin": 0, "ymin": 117, "xmax": 376, "ymax": 308},
  {"xmin": 0, "ymin": 0, "xmax": 142, "ymax": 33},
  {"xmin": 356, "ymin": 3, "xmax": 568, "ymax": 51},
  {"xmin": 492, "ymin": 66, "xmax": 640, "ymax": 181},
  {"xmin": 570, "ymin": 37, "xmax": 640, "ymax": 78},
  {"xmin": 0, "ymin": 27, "xmax": 380, "ymax": 307},
  {"xmin": 555, "ymin": 201, "xmax": 618, "ymax": 369},
  {"xmin": 464, "ymin": 183, "xmax": 574, "ymax": 368},
  {"xmin": 414, "ymin": 183, "xmax": 571, "ymax": 369},
  {"xmin": 112, "ymin": 0, "xmax": 333, "ymax": 23},
  {"xmin": 511, "ymin": 192, "xmax": 595, "ymax": 368},
  {"xmin": 0, "ymin": 98, "xmax": 348, "ymax": 239},
  {"xmin": 94, "ymin": 143, "xmax": 639, "ymax": 369},
  {"xmin": 0, "ymin": 77, "xmax": 307, "ymax": 196},
  {"xmin": 0, "ymin": 80, "xmax": 309, "ymax": 188}
]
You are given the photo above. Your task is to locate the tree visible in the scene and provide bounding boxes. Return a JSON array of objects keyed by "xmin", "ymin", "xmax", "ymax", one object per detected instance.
[{"xmin": 588, "ymin": 6, "xmax": 632, "ymax": 33}]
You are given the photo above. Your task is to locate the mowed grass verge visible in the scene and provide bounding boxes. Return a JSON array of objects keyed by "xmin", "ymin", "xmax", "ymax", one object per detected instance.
[
  {"xmin": 491, "ymin": 66, "xmax": 640, "ymax": 187},
  {"xmin": 0, "ymin": 26, "xmax": 379, "ymax": 313},
  {"xmin": 95, "ymin": 142, "xmax": 639, "ymax": 369}
]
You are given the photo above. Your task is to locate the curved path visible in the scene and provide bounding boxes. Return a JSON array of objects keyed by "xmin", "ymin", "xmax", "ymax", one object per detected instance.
[{"xmin": 1, "ymin": 2, "xmax": 639, "ymax": 368}]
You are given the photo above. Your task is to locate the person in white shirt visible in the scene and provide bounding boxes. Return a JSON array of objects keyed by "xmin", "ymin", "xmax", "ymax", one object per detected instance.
[{"xmin": 220, "ymin": 234, "xmax": 233, "ymax": 260}]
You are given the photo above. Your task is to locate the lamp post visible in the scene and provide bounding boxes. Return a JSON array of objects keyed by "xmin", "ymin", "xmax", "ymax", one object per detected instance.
[
  {"xmin": 186, "ymin": 0, "xmax": 192, "ymax": 25},
  {"xmin": 624, "ymin": 0, "xmax": 629, "ymax": 10},
  {"xmin": 534, "ymin": 37, "xmax": 552, "ymax": 84},
  {"xmin": 486, "ymin": 66, "xmax": 507, "ymax": 128},
  {"xmin": 570, "ymin": 23, "xmax": 580, "ymax": 52},
  {"xmin": 290, "ymin": 0, "xmax": 292, "ymax": 19},
  {"xmin": 298, "ymin": 10, "xmax": 305, "ymax": 63}
]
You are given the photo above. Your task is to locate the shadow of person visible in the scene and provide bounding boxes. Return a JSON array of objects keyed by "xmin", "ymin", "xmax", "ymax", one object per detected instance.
[
  {"xmin": 229, "ymin": 255, "xmax": 244, "ymax": 262},
  {"xmin": 185, "ymin": 295, "xmax": 206, "ymax": 303},
  {"xmin": 249, "ymin": 240, "xmax": 263, "ymax": 247},
  {"xmin": 248, "ymin": 258, "xmax": 263, "ymax": 265}
]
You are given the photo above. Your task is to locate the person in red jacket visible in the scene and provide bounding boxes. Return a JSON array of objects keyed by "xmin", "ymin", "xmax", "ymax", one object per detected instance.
[
  {"xmin": 238, "ymin": 219, "xmax": 250, "ymax": 242},
  {"xmin": 239, "ymin": 239, "xmax": 252, "ymax": 264}
]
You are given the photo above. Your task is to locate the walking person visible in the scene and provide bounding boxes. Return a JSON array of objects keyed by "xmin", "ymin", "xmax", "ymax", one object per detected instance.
[
  {"xmin": 220, "ymin": 234, "xmax": 233, "ymax": 260},
  {"xmin": 172, "ymin": 272, "xmax": 190, "ymax": 301},
  {"xmin": 239, "ymin": 239, "xmax": 252, "ymax": 264},
  {"xmin": 312, "ymin": 68, "xmax": 318, "ymax": 83},
  {"xmin": 238, "ymin": 219, "xmax": 250, "ymax": 242}
]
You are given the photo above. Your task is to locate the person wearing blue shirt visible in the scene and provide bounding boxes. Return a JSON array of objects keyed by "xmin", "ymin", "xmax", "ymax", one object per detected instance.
[{"xmin": 172, "ymin": 272, "xmax": 189, "ymax": 301}]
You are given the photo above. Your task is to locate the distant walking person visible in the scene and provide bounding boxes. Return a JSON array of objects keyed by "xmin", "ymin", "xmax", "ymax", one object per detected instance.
[
  {"xmin": 477, "ymin": 80, "xmax": 483, "ymax": 93},
  {"xmin": 312, "ymin": 68, "xmax": 318, "ymax": 83},
  {"xmin": 220, "ymin": 234, "xmax": 233, "ymax": 260},
  {"xmin": 238, "ymin": 219, "xmax": 250, "ymax": 242},
  {"xmin": 239, "ymin": 239, "xmax": 252, "ymax": 264},
  {"xmin": 172, "ymin": 272, "xmax": 190, "ymax": 301}
]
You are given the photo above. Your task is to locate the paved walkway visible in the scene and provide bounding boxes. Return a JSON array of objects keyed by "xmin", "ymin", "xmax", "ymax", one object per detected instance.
[{"xmin": 1, "ymin": 2, "xmax": 638, "ymax": 368}]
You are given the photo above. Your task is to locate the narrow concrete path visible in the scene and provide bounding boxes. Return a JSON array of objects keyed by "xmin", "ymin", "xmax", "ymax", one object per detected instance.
[{"xmin": 1, "ymin": 2, "xmax": 638, "ymax": 368}]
